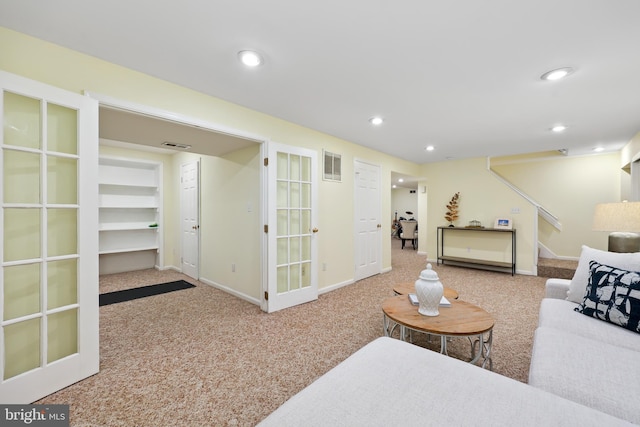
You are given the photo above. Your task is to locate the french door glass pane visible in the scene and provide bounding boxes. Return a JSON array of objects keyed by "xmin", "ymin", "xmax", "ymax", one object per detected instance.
[
  {"xmin": 4, "ymin": 208, "xmax": 40, "ymax": 262},
  {"xmin": 277, "ymin": 238, "xmax": 288, "ymax": 265},
  {"xmin": 47, "ymin": 258, "xmax": 77, "ymax": 309},
  {"xmin": 4, "ymin": 318, "xmax": 41, "ymax": 380},
  {"xmin": 3, "ymin": 92, "xmax": 41, "ymax": 149},
  {"xmin": 47, "ymin": 208, "xmax": 77, "ymax": 257},
  {"xmin": 290, "ymin": 182, "xmax": 300, "ymax": 207},
  {"xmin": 289, "ymin": 264, "xmax": 300, "ymax": 290},
  {"xmin": 3, "ymin": 150, "xmax": 40, "ymax": 204},
  {"xmin": 277, "ymin": 266, "xmax": 288, "ymax": 293},
  {"xmin": 47, "ymin": 156, "xmax": 77, "ymax": 204},
  {"xmin": 301, "ymin": 261, "xmax": 311, "ymax": 288},
  {"xmin": 46, "ymin": 103, "xmax": 77, "ymax": 155},
  {"xmin": 301, "ymin": 183, "xmax": 311, "ymax": 208},
  {"xmin": 277, "ymin": 181, "xmax": 288, "ymax": 207},
  {"xmin": 290, "ymin": 237, "xmax": 300, "ymax": 263},
  {"xmin": 277, "ymin": 209, "xmax": 288, "ymax": 236},
  {"xmin": 47, "ymin": 309, "xmax": 77, "ymax": 363},
  {"xmin": 290, "ymin": 155, "xmax": 300, "ymax": 181},
  {"xmin": 3, "ymin": 263, "xmax": 40, "ymax": 320},
  {"xmin": 301, "ymin": 156, "xmax": 311, "ymax": 181},
  {"xmin": 277, "ymin": 152, "xmax": 288, "ymax": 179},
  {"xmin": 290, "ymin": 210, "xmax": 300, "ymax": 235},
  {"xmin": 301, "ymin": 210, "xmax": 311, "ymax": 234},
  {"xmin": 301, "ymin": 236, "xmax": 311, "ymax": 261}
]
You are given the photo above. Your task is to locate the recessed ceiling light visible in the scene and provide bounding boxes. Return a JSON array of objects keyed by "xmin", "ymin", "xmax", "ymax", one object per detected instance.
[
  {"xmin": 551, "ymin": 125, "xmax": 567, "ymax": 133},
  {"xmin": 593, "ymin": 147, "xmax": 605, "ymax": 152},
  {"xmin": 238, "ymin": 50, "xmax": 263, "ymax": 67},
  {"xmin": 398, "ymin": 178, "xmax": 404, "ymax": 183},
  {"xmin": 425, "ymin": 145, "xmax": 435, "ymax": 151},
  {"xmin": 541, "ymin": 67, "xmax": 574, "ymax": 81},
  {"xmin": 392, "ymin": 184, "xmax": 397, "ymax": 189},
  {"xmin": 369, "ymin": 116, "xmax": 384, "ymax": 126}
]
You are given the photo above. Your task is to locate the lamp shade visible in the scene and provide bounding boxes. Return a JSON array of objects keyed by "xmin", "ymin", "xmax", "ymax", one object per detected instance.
[{"xmin": 592, "ymin": 202, "xmax": 640, "ymax": 232}]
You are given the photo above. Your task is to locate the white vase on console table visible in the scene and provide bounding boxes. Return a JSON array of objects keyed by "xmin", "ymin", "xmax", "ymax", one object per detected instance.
[{"xmin": 415, "ymin": 263, "xmax": 444, "ymax": 316}]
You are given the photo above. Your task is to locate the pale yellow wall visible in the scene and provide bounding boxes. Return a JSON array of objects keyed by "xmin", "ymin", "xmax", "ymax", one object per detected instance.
[
  {"xmin": 421, "ymin": 157, "xmax": 536, "ymax": 274},
  {"xmin": 1, "ymin": 28, "xmax": 421, "ymax": 297},
  {"xmin": 492, "ymin": 153, "xmax": 621, "ymax": 257}
]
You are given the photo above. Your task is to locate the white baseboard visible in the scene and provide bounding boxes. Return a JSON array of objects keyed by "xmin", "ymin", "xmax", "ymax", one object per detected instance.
[
  {"xmin": 538, "ymin": 242, "xmax": 579, "ymax": 261},
  {"xmin": 156, "ymin": 264, "xmax": 181, "ymax": 272},
  {"xmin": 318, "ymin": 278, "xmax": 355, "ymax": 295},
  {"xmin": 198, "ymin": 277, "xmax": 261, "ymax": 306}
]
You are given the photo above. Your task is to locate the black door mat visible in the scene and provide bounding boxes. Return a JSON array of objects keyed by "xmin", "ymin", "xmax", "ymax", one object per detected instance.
[{"xmin": 99, "ymin": 280, "xmax": 195, "ymax": 306}]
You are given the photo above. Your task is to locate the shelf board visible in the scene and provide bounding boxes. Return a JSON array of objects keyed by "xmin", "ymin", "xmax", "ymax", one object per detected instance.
[
  {"xmin": 99, "ymin": 205, "xmax": 158, "ymax": 209},
  {"xmin": 438, "ymin": 255, "xmax": 512, "ymax": 269},
  {"xmin": 99, "ymin": 224, "xmax": 159, "ymax": 231},
  {"xmin": 99, "ymin": 182, "xmax": 157, "ymax": 189},
  {"xmin": 99, "ymin": 246, "xmax": 159, "ymax": 255}
]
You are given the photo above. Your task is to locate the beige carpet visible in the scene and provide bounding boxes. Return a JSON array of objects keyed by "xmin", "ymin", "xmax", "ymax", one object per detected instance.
[{"xmin": 36, "ymin": 239, "xmax": 548, "ymax": 426}]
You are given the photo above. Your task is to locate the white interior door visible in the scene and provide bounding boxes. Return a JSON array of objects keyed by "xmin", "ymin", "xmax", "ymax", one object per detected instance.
[
  {"xmin": 181, "ymin": 160, "xmax": 199, "ymax": 279},
  {"xmin": 354, "ymin": 160, "xmax": 382, "ymax": 281},
  {"xmin": 265, "ymin": 142, "xmax": 318, "ymax": 313},
  {"xmin": 0, "ymin": 71, "xmax": 99, "ymax": 403}
]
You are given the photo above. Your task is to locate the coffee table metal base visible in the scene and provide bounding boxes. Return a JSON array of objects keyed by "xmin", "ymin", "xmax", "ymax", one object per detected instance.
[{"xmin": 383, "ymin": 316, "xmax": 493, "ymax": 370}]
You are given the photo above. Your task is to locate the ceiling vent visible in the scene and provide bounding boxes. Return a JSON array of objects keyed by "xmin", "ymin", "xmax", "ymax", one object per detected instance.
[{"xmin": 162, "ymin": 141, "xmax": 191, "ymax": 150}]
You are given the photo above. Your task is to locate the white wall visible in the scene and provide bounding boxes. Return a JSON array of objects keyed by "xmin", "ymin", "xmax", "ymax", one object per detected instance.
[{"xmin": 391, "ymin": 188, "xmax": 418, "ymax": 222}]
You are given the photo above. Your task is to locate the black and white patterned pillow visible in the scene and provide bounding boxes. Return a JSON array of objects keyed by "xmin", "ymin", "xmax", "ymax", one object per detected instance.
[{"xmin": 575, "ymin": 260, "xmax": 640, "ymax": 334}]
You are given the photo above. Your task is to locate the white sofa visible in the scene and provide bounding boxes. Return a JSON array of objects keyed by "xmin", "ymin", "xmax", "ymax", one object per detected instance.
[
  {"xmin": 258, "ymin": 246, "xmax": 640, "ymax": 426},
  {"xmin": 528, "ymin": 246, "xmax": 640, "ymax": 425}
]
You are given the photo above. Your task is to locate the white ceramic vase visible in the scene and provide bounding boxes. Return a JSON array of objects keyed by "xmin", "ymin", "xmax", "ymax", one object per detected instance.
[{"xmin": 414, "ymin": 263, "xmax": 444, "ymax": 316}]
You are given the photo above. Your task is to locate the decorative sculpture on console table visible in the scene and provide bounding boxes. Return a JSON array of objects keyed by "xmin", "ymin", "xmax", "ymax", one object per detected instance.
[
  {"xmin": 444, "ymin": 192, "xmax": 460, "ymax": 227},
  {"xmin": 414, "ymin": 263, "xmax": 444, "ymax": 316}
]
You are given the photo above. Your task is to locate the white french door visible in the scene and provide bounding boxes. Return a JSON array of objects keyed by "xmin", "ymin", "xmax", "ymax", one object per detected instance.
[
  {"xmin": 0, "ymin": 71, "xmax": 99, "ymax": 403},
  {"xmin": 181, "ymin": 160, "xmax": 200, "ymax": 280},
  {"xmin": 264, "ymin": 142, "xmax": 318, "ymax": 313},
  {"xmin": 354, "ymin": 160, "xmax": 382, "ymax": 281}
]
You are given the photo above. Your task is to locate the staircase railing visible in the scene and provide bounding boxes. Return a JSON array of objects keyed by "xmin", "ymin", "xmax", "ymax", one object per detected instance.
[{"xmin": 487, "ymin": 159, "xmax": 562, "ymax": 231}]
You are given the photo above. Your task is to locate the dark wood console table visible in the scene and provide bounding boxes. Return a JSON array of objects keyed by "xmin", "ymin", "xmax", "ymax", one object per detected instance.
[{"xmin": 436, "ymin": 227, "xmax": 516, "ymax": 275}]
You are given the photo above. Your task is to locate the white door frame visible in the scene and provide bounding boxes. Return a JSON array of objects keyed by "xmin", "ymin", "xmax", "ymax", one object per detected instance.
[{"xmin": 85, "ymin": 93, "xmax": 267, "ymax": 290}]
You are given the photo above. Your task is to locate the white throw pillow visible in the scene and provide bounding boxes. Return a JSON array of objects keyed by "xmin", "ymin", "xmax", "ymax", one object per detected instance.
[{"xmin": 567, "ymin": 245, "xmax": 640, "ymax": 303}]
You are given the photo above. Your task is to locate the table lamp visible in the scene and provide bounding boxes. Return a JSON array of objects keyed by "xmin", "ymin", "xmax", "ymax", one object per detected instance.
[{"xmin": 592, "ymin": 201, "xmax": 640, "ymax": 253}]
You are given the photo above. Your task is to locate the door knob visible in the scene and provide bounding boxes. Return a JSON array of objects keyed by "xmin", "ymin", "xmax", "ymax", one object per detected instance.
[
  {"xmin": 312, "ymin": 228, "xmax": 319, "ymax": 233},
  {"xmin": 377, "ymin": 224, "xmax": 382, "ymax": 228}
]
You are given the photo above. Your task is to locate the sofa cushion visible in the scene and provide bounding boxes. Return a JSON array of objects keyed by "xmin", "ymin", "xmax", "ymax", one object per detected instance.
[
  {"xmin": 260, "ymin": 337, "xmax": 630, "ymax": 426},
  {"xmin": 575, "ymin": 261, "xmax": 640, "ymax": 333},
  {"xmin": 567, "ymin": 245, "xmax": 640, "ymax": 303},
  {"xmin": 538, "ymin": 298, "xmax": 640, "ymax": 353},
  {"xmin": 529, "ymin": 327, "xmax": 640, "ymax": 425}
]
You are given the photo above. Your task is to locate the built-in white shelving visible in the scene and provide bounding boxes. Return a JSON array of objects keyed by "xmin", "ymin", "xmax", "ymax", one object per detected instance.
[{"xmin": 98, "ymin": 156, "xmax": 163, "ymax": 275}]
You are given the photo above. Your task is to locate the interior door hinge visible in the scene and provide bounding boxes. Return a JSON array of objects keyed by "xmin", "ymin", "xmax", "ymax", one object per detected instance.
[
  {"xmin": 264, "ymin": 291, "xmax": 269, "ymax": 300},
  {"xmin": 264, "ymin": 157, "xmax": 269, "ymax": 166},
  {"xmin": 264, "ymin": 224, "xmax": 268, "ymax": 233}
]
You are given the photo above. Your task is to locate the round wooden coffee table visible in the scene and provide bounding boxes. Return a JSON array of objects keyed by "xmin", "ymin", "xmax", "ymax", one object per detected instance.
[
  {"xmin": 382, "ymin": 295, "xmax": 494, "ymax": 369},
  {"xmin": 393, "ymin": 282, "xmax": 459, "ymax": 300}
]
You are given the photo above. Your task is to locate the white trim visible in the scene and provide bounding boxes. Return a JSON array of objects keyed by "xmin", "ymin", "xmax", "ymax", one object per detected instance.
[
  {"xmin": 199, "ymin": 277, "xmax": 261, "ymax": 306},
  {"xmin": 318, "ymin": 279, "xmax": 356, "ymax": 295},
  {"xmin": 84, "ymin": 91, "xmax": 265, "ymax": 144}
]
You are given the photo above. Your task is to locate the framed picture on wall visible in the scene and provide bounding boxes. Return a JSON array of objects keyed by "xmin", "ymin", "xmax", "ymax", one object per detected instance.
[{"xmin": 494, "ymin": 218, "xmax": 512, "ymax": 229}]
